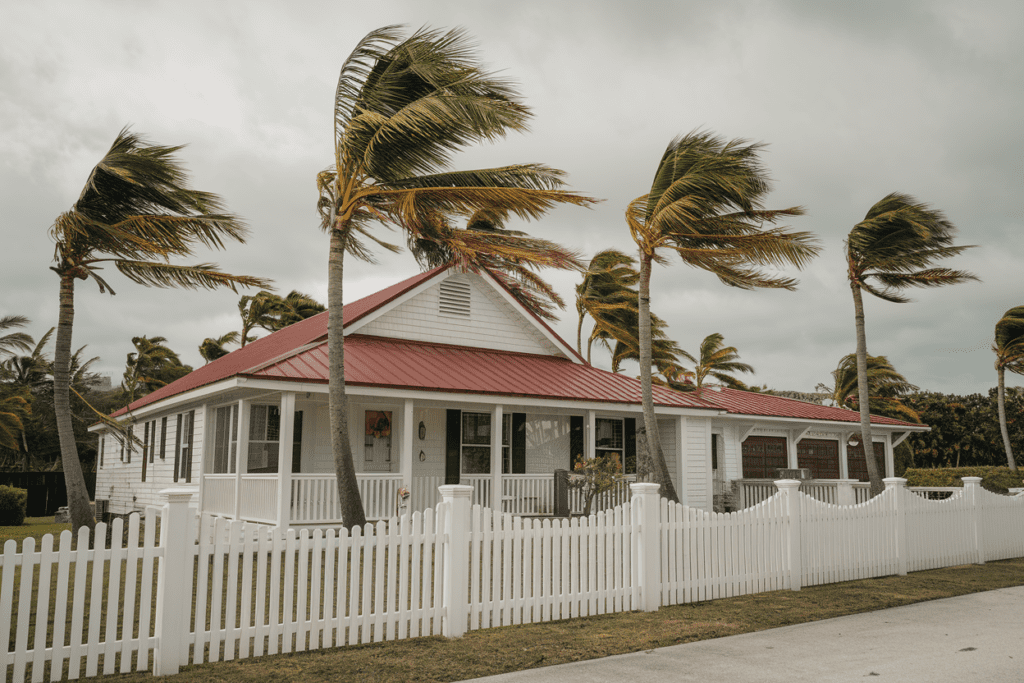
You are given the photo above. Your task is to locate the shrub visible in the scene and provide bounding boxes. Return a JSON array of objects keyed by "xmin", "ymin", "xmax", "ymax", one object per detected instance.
[
  {"xmin": 0, "ymin": 485, "xmax": 28, "ymax": 526},
  {"xmin": 903, "ymin": 466, "xmax": 1024, "ymax": 494}
]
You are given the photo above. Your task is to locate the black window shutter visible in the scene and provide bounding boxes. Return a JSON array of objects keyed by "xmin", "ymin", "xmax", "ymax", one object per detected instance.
[
  {"xmin": 184, "ymin": 410, "xmax": 195, "ymax": 483},
  {"xmin": 160, "ymin": 417, "xmax": 167, "ymax": 459},
  {"xmin": 624, "ymin": 417, "xmax": 637, "ymax": 475},
  {"xmin": 512, "ymin": 413, "xmax": 526, "ymax": 474},
  {"xmin": 570, "ymin": 416, "xmax": 584, "ymax": 470},
  {"xmin": 445, "ymin": 409, "xmax": 461, "ymax": 485},
  {"xmin": 141, "ymin": 422, "xmax": 149, "ymax": 482},
  {"xmin": 173, "ymin": 415, "xmax": 182, "ymax": 482}
]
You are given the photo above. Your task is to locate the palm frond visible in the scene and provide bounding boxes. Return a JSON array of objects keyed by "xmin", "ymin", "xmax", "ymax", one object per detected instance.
[{"xmin": 114, "ymin": 260, "xmax": 272, "ymax": 292}]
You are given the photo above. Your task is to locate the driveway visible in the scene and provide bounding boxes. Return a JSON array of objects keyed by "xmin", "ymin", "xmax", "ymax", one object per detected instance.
[{"xmin": 469, "ymin": 585, "xmax": 1024, "ymax": 682}]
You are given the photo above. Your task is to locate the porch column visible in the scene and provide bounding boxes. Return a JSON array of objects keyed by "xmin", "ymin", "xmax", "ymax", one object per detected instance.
[
  {"xmin": 196, "ymin": 404, "xmax": 211, "ymax": 513},
  {"xmin": 839, "ymin": 431, "xmax": 850, "ymax": 480},
  {"xmin": 233, "ymin": 399, "xmax": 251, "ymax": 521},
  {"xmin": 884, "ymin": 433, "xmax": 895, "ymax": 478},
  {"xmin": 586, "ymin": 410, "xmax": 596, "ymax": 461},
  {"xmin": 491, "ymin": 404, "xmax": 503, "ymax": 512},
  {"xmin": 275, "ymin": 392, "xmax": 296, "ymax": 528},
  {"xmin": 675, "ymin": 416, "xmax": 687, "ymax": 506},
  {"xmin": 401, "ymin": 399, "xmax": 414, "ymax": 498},
  {"xmin": 786, "ymin": 432, "xmax": 799, "ymax": 470}
]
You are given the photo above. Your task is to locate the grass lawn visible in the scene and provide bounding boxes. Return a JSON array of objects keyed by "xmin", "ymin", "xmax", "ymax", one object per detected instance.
[
  {"xmin": 0, "ymin": 516, "xmax": 70, "ymax": 545},
  {"xmin": 79, "ymin": 557, "xmax": 1024, "ymax": 683}
]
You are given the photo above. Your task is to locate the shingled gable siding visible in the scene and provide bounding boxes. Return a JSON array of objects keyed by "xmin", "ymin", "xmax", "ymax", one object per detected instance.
[
  {"xmin": 357, "ymin": 272, "xmax": 560, "ymax": 356},
  {"xmin": 95, "ymin": 406, "xmax": 205, "ymax": 516}
]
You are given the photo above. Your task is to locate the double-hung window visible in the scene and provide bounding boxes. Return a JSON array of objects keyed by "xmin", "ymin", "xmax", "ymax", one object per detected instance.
[
  {"xmin": 595, "ymin": 417, "xmax": 636, "ymax": 475},
  {"xmin": 174, "ymin": 411, "xmax": 195, "ymax": 482},
  {"xmin": 461, "ymin": 412, "xmax": 510, "ymax": 474}
]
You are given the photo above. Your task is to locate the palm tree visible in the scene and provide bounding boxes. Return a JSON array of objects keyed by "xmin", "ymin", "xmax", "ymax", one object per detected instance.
[
  {"xmin": 691, "ymin": 333, "xmax": 753, "ymax": 390},
  {"xmin": 0, "ymin": 395, "xmax": 29, "ymax": 453},
  {"xmin": 123, "ymin": 335, "xmax": 189, "ymax": 402},
  {"xmin": 0, "ymin": 315, "xmax": 33, "ymax": 359},
  {"xmin": 410, "ymin": 208, "xmax": 580, "ymax": 321},
  {"xmin": 48, "ymin": 128, "xmax": 271, "ymax": 534},
  {"xmin": 269, "ymin": 291, "xmax": 326, "ymax": 331},
  {"xmin": 816, "ymin": 353, "xmax": 920, "ymax": 424},
  {"xmin": 993, "ymin": 306, "xmax": 1024, "ymax": 470},
  {"xmin": 628, "ymin": 131, "xmax": 818, "ymax": 503},
  {"xmin": 237, "ymin": 291, "xmax": 280, "ymax": 347},
  {"xmin": 321, "ymin": 26, "xmax": 595, "ymax": 528},
  {"xmin": 576, "ymin": 250, "xmax": 640, "ymax": 356},
  {"xmin": 1, "ymin": 327, "xmax": 53, "ymax": 465},
  {"xmin": 846, "ymin": 193, "xmax": 976, "ymax": 494},
  {"xmin": 199, "ymin": 331, "xmax": 241, "ymax": 364}
]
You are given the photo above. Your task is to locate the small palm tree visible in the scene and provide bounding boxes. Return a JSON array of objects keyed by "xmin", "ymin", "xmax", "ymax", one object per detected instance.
[
  {"xmin": 691, "ymin": 333, "xmax": 754, "ymax": 390},
  {"xmin": 270, "ymin": 291, "xmax": 326, "ymax": 331},
  {"xmin": 48, "ymin": 128, "xmax": 271, "ymax": 534},
  {"xmin": 816, "ymin": 353, "xmax": 920, "ymax": 423},
  {"xmin": 199, "ymin": 331, "xmax": 241, "ymax": 364},
  {"xmin": 237, "ymin": 291, "xmax": 280, "ymax": 347},
  {"xmin": 321, "ymin": 26, "xmax": 595, "ymax": 528},
  {"xmin": 123, "ymin": 335, "xmax": 189, "ymax": 402},
  {"xmin": 628, "ymin": 131, "xmax": 818, "ymax": 502},
  {"xmin": 0, "ymin": 395, "xmax": 29, "ymax": 453},
  {"xmin": 993, "ymin": 306, "xmax": 1024, "ymax": 470},
  {"xmin": 576, "ymin": 250, "xmax": 640, "ymax": 357},
  {"xmin": 846, "ymin": 193, "xmax": 976, "ymax": 494}
]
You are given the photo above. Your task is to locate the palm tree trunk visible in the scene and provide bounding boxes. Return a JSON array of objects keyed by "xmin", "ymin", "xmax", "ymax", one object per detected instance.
[
  {"xmin": 54, "ymin": 273, "xmax": 96, "ymax": 536},
  {"xmin": 638, "ymin": 253, "xmax": 679, "ymax": 503},
  {"xmin": 577, "ymin": 312, "xmax": 584, "ymax": 358},
  {"xmin": 997, "ymin": 366, "xmax": 1017, "ymax": 471},
  {"xmin": 328, "ymin": 220, "xmax": 366, "ymax": 529},
  {"xmin": 851, "ymin": 282, "xmax": 883, "ymax": 496}
]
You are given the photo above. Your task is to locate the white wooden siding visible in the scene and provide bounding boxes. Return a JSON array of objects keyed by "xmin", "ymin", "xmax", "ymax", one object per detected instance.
[
  {"xmin": 357, "ymin": 272, "xmax": 562, "ymax": 356},
  {"xmin": 657, "ymin": 417, "xmax": 677, "ymax": 488},
  {"xmin": 96, "ymin": 406, "xmax": 205, "ymax": 516},
  {"xmin": 685, "ymin": 416, "xmax": 710, "ymax": 510}
]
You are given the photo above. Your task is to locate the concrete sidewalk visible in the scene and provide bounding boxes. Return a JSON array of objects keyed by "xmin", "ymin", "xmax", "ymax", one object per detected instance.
[{"xmin": 469, "ymin": 586, "xmax": 1024, "ymax": 682}]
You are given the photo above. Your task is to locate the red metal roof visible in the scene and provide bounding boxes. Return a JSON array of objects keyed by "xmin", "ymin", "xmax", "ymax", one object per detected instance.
[
  {"xmin": 249, "ymin": 335, "xmax": 717, "ymax": 408},
  {"xmin": 692, "ymin": 386, "xmax": 922, "ymax": 428}
]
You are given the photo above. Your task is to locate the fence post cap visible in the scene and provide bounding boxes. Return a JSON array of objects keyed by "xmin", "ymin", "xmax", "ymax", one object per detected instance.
[
  {"xmin": 629, "ymin": 482, "xmax": 660, "ymax": 495},
  {"xmin": 961, "ymin": 477, "xmax": 983, "ymax": 485},
  {"xmin": 774, "ymin": 479, "xmax": 801, "ymax": 490},
  {"xmin": 159, "ymin": 487, "xmax": 198, "ymax": 503},
  {"xmin": 883, "ymin": 477, "xmax": 908, "ymax": 489},
  {"xmin": 438, "ymin": 484, "xmax": 474, "ymax": 499}
]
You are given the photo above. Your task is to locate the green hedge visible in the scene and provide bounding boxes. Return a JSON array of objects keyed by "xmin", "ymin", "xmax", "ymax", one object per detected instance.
[
  {"xmin": 0, "ymin": 485, "xmax": 28, "ymax": 527},
  {"xmin": 903, "ymin": 466, "xmax": 1024, "ymax": 494}
]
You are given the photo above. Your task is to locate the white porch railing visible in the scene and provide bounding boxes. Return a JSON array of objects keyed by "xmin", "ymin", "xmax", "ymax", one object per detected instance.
[
  {"xmin": 239, "ymin": 474, "xmax": 277, "ymax": 523},
  {"xmin": 568, "ymin": 475, "xmax": 635, "ymax": 515},
  {"xmin": 736, "ymin": 479, "xmax": 871, "ymax": 508},
  {"xmin": 461, "ymin": 475, "xmax": 492, "ymax": 509},
  {"xmin": 501, "ymin": 474, "xmax": 555, "ymax": 514},
  {"xmin": 202, "ymin": 475, "xmax": 235, "ymax": 516}
]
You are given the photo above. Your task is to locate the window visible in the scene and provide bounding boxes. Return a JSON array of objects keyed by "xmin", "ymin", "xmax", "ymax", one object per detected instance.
[
  {"xmin": 98, "ymin": 435, "xmax": 104, "ymax": 468},
  {"xmin": 173, "ymin": 411, "xmax": 194, "ymax": 483},
  {"xmin": 596, "ymin": 418, "xmax": 634, "ymax": 473},
  {"xmin": 245, "ymin": 405, "xmax": 303, "ymax": 473},
  {"xmin": 212, "ymin": 404, "xmax": 239, "ymax": 474},
  {"xmin": 741, "ymin": 436, "xmax": 787, "ymax": 479},
  {"xmin": 461, "ymin": 412, "xmax": 510, "ymax": 475},
  {"xmin": 364, "ymin": 410, "xmax": 392, "ymax": 472}
]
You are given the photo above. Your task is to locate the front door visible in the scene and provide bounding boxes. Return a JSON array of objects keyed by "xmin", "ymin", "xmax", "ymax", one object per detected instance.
[{"xmin": 363, "ymin": 410, "xmax": 393, "ymax": 473}]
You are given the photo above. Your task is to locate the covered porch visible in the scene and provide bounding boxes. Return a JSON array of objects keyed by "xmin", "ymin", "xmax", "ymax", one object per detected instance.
[{"xmin": 196, "ymin": 385, "xmax": 664, "ymax": 526}]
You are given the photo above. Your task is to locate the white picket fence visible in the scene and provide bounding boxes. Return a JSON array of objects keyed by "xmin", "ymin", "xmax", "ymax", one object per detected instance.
[{"xmin": 2, "ymin": 478, "xmax": 1023, "ymax": 680}]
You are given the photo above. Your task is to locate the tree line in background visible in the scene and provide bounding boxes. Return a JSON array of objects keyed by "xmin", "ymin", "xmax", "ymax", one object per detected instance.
[{"xmin": 8, "ymin": 25, "xmax": 1023, "ymax": 533}]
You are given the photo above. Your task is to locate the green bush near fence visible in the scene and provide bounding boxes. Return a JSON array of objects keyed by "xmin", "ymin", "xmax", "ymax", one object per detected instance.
[
  {"xmin": 0, "ymin": 485, "xmax": 28, "ymax": 526},
  {"xmin": 903, "ymin": 466, "xmax": 1024, "ymax": 494}
]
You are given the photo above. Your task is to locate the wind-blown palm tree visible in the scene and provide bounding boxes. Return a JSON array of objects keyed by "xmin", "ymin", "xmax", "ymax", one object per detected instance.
[
  {"xmin": 846, "ymin": 193, "xmax": 976, "ymax": 495},
  {"xmin": 270, "ymin": 291, "xmax": 326, "ymax": 331},
  {"xmin": 2, "ymin": 327, "xmax": 53, "ymax": 464},
  {"xmin": 816, "ymin": 353, "xmax": 920, "ymax": 424},
  {"xmin": 49, "ymin": 128, "xmax": 271, "ymax": 534},
  {"xmin": 576, "ymin": 250, "xmax": 640, "ymax": 357},
  {"xmin": 410, "ymin": 208, "xmax": 580, "ymax": 322},
  {"xmin": 628, "ymin": 131, "xmax": 818, "ymax": 503},
  {"xmin": 321, "ymin": 26, "xmax": 595, "ymax": 528},
  {"xmin": 0, "ymin": 315, "xmax": 33, "ymax": 359},
  {"xmin": 0, "ymin": 395, "xmax": 29, "ymax": 453},
  {"xmin": 993, "ymin": 306, "xmax": 1024, "ymax": 470},
  {"xmin": 199, "ymin": 331, "xmax": 241, "ymax": 364},
  {"xmin": 689, "ymin": 333, "xmax": 754, "ymax": 390},
  {"xmin": 237, "ymin": 291, "xmax": 280, "ymax": 347},
  {"xmin": 123, "ymin": 335, "xmax": 189, "ymax": 402}
]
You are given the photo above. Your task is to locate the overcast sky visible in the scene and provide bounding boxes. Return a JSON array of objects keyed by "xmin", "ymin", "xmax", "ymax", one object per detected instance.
[{"xmin": 1, "ymin": 0, "xmax": 1021, "ymax": 397}]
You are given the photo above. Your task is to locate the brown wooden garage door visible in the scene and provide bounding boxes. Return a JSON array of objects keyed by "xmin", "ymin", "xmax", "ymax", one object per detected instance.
[
  {"xmin": 742, "ymin": 436, "xmax": 788, "ymax": 479},
  {"xmin": 847, "ymin": 442, "xmax": 886, "ymax": 482},
  {"xmin": 797, "ymin": 439, "xmax": 840, "ymax": 479}
]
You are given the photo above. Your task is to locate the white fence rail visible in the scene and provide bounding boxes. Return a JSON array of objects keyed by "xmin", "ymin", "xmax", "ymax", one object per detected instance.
[
  {"xmin": 3, "ymin": 477, "xmax": 1023, "ymax": 680},
  {"xmin": 737, "ymin": 478, "xmax": 871, "ymax": 508}
]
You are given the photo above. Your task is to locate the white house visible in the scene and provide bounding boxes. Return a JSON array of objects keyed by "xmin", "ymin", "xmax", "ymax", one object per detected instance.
[{"xmin": 91, "ymin": 265, "xmax": 927, "ymax": 525}]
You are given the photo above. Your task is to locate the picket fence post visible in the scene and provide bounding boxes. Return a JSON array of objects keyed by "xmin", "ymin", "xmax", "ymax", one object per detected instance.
[
  {"xmin": 884, "ymin": 477, "xmax": 908, "ymax": 576},
  {"xmin": 440, "ymin": 485, "xmax": 473, "ymax": 637},
  {"xmin": 836, "ymin": 479, "xmax": 856, "ymax": 507},
  {"xmin": 775, "ymin": 479, "xmax": 802, "ymax": 591},
  {"xmin": 154, "ymin": 488, "xmax": 196, "ymax": 676},
  {"xmin": 962, "ymin": 477, "xmax": 985, "ymax": 565},
  {"xmin": 630, "ymin": 483, "xmax": 661, "ymax": 612}
]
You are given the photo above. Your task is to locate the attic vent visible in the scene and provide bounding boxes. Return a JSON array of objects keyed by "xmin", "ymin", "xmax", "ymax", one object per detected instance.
[{"xmin": 439, "ymin": 279, "xmax": 472, "ymax": 318}]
